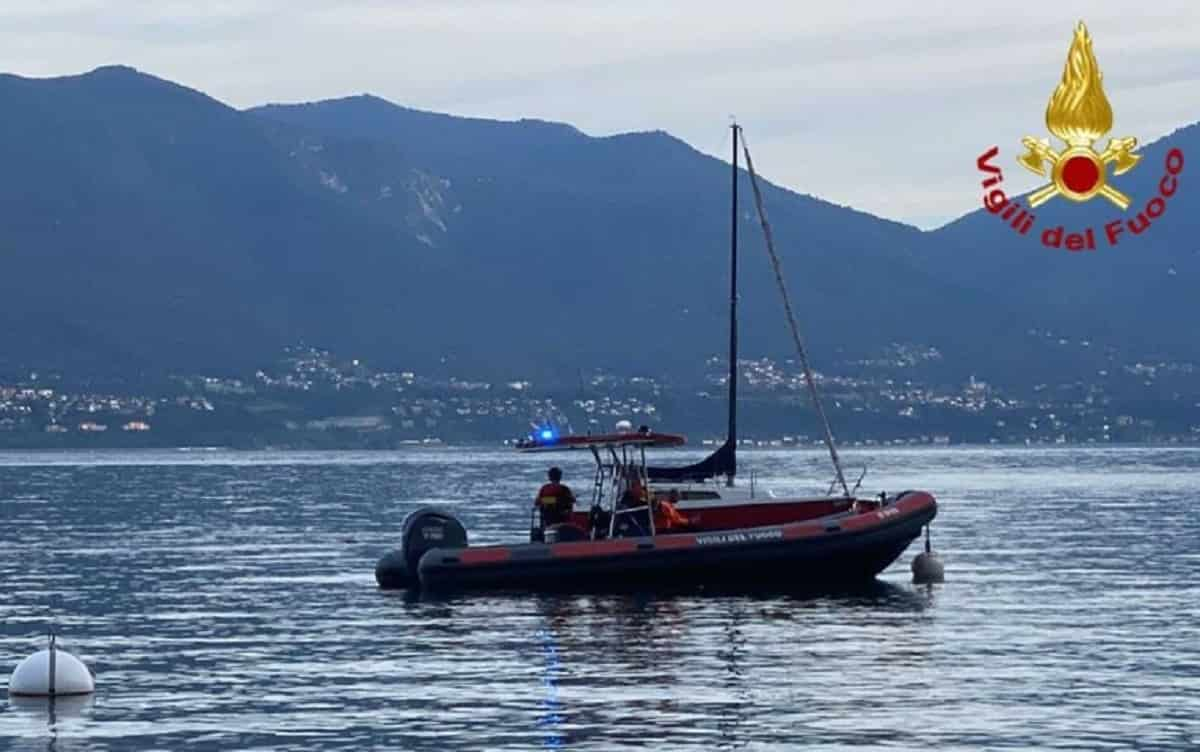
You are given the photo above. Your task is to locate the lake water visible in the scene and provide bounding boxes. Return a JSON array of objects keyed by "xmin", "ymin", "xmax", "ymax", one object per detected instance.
[{"xmin": 1, "ymin": 446, "xmax": 1198, "ymax": 750}]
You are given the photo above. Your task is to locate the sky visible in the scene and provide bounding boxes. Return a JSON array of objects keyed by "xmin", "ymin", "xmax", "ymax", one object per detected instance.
[{"xmin": 1, "ymin": 0, "xmax": 1198, "ymax": 228}]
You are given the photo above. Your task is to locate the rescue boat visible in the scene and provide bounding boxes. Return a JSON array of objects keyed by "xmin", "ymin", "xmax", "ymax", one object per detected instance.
[
  {"xmin": 374, "ymin": 124, "xmax": 941, "ymax": 593},
  {"xmin": 375, "ymin": 430, "xmax": 937, "ymax": 592}
]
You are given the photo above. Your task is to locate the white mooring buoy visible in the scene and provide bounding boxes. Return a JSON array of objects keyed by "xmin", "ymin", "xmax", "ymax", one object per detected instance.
[
  {"xmin": 7, "ymin": 633, "xmax": 95, "ymax": 697},
  {"xmin": 911, "ymin": 525, "xmax": 945, "ymax": 584}
]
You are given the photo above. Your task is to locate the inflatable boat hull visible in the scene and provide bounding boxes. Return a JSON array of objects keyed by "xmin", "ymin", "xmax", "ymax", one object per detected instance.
[{"xmin": 381, "ymin": 491, "xmax": 936, "ymax": 593}]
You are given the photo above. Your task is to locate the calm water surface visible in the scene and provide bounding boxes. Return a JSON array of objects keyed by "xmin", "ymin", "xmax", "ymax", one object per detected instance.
[{"xmin": 1, "ymin": 446, "xmax": 1198, "ymax": 750}]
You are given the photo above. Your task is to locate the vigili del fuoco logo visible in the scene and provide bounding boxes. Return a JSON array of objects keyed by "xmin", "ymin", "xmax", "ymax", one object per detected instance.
[{"xmin": 975, "ymin": 21, "xmax": 1184, "ymax": 251}]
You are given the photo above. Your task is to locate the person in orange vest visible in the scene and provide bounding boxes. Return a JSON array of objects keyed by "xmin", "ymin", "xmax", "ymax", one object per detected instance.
[
  {"xmin": 617, "ymin": 471, "xmax": 690, "ymax": 533},
  {"xmin": 535, "ymin": 466, "xmax": 576, "ymax": 527},
  {"xmin": 654, "ymin": 488, "xmax": 691, "ymax": 531}
]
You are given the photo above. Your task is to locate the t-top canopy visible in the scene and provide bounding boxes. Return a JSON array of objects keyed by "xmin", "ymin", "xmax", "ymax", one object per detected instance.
[{"xmin": 517, "ymin": 431, "xmax": 687, "ymax": 452}]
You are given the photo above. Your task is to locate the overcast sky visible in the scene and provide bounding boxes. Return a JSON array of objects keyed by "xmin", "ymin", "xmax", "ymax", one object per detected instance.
[{"xmin": 2, "ymin": 1, "xmax": 1198, "ymax": 228}]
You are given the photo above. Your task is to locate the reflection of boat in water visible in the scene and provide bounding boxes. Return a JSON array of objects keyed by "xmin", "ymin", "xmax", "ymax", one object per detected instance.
[{"xmin": 375, "ymin": 125, "xmax": 938, "ymax": 593}]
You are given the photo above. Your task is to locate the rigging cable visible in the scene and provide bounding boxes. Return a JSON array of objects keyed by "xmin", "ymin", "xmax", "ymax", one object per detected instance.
[{"xmin": 738, "ymin": 129, "xmax": 850, "ymax": 496}]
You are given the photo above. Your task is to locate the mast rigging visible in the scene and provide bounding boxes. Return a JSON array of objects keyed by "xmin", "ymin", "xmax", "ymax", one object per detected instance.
[{"xmin": 738, "ymin": 128, "xmax": 850, "ymax": 496}]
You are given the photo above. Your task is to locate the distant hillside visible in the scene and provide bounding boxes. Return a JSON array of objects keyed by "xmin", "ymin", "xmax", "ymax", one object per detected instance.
[
  {"xmin": 249, "ymin": 95, "xmax": 1053, "ymax": 381},
  {"xmin": 0, "ymin": 65, "xmax": 1195, "ymax": 391},
  {"xmin": 0, "ymin": 66, "xmax": 452, "ymax": 379}
]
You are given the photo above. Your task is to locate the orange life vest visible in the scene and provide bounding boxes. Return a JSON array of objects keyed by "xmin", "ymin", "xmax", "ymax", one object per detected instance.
[{"xmin": 654, "ymin": 499, "xmax": 690, "ymax": 530}]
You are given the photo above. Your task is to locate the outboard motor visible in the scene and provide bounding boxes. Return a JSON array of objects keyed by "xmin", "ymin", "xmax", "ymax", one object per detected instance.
[{"xmin": 375, "ymin": 507, "xmax": 468, "ymax": 590}]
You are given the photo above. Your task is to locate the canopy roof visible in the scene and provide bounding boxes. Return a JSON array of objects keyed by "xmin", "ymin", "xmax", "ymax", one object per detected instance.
[{"xmin": 517, "ymin": 431, "xmax": 687, "ymax": 453}]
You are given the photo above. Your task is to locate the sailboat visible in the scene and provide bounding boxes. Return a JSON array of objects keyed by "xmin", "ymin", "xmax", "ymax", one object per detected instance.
[
  {"xmin": 645, "ymin": 124, "xmax": 861, "ymax": 529},
  {"xmin": 374, "ymin": 124, "xmax": 939, "ymax": 592}
]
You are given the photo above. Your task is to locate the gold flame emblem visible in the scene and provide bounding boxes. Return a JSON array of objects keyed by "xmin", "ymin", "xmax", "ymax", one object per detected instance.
[{"xmin": 1018, "ymin": 22, "xmax": 1140, "ymax": 209}]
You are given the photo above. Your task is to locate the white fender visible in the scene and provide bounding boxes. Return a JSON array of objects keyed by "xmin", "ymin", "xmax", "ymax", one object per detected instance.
[{"xmin": 8, "ymin": 641, "xmax": 95, "ymax": 696}]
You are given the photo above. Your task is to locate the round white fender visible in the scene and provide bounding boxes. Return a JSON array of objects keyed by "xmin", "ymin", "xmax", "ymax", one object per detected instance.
[{"xmin": 8, "ymin": 638, "xmax": 95, "ymax": 697}]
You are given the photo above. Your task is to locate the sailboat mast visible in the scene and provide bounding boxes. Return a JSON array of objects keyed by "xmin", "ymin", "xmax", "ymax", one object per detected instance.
[
  {"xmin": 727, "ymin": 123, "xmax": 739, "ymax": 486},
  {"xmin": 738, "ymin": 130, "xmax": 850, "ymax": 497}
]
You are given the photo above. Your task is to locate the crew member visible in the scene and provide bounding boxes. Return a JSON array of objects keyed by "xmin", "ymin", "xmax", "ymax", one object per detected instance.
[
  {"xmin": 619, "ymin": 472, "xmax": 648, "ymax": 509},
  {"xmin": 654, "ymin": 488, "xmax": 691, "ymax": 531},
  {"xmin": 615, "ymin": 470, "xmax": 651, "ymax": 536},
  {"xmin": 535, "ymin": 466, "xmax": 576, "ymax": 527}
]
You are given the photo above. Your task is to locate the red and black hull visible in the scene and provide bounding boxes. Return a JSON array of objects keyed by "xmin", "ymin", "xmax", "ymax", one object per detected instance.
[{"xmin": 399, "ymin": 491, "xmax": 936, "ymax": 592}]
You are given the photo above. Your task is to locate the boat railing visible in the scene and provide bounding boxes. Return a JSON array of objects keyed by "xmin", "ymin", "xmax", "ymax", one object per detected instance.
[{"xmin": 609, "ymin": 503, "xmax": 655, "ymax": 538}]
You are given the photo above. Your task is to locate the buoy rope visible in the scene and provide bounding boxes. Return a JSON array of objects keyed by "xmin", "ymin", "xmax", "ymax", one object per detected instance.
[
  {"xmin": 48, "ymin": 630, "xmax": 57, "ymax": 697},
  {"xmin": 739, "ymin": 130, "xmax": 850, "ymax": 496}
]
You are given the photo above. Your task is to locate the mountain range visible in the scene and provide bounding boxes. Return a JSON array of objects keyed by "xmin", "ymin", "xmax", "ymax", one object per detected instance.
[{"xmin": 1, "ymin": 65, "xmax": 1196, "ymax": 390}]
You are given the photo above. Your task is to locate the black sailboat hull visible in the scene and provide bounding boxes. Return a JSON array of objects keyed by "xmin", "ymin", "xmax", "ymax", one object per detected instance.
[{"xmin": 391, "ymin": 492, "xmax": 936, "ymax": 593}]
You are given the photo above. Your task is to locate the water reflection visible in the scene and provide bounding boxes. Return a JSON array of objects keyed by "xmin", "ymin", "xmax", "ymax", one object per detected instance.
[
  {"xmin": 536, "ymin": 626, "xmax": 566, "ymax": 749},
  {"xmin": 511, "ymin": 582, "xmax": 932, "ymax": 749},
  {"xmin": 6, "ymin": 693, "xmax": 95, "ymax": 721},
  {"xmin": 5, "ymin": 694, "xmax": 95, "ymax": 752},
  {"xmin": 714, "ymin": 601, "xmax": 749, "ymax": 750},
  {"xmin": 2, "ymin": 448, "xmax": 1198, "ymax": 750}
]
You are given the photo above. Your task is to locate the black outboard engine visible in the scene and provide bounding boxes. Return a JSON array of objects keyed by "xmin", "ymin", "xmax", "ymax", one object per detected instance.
[
  {"xmin": 401, "ymin": 507, "xmax": 468, "ymax": 573},
  {"xmin": 375, "ymin": 507, "xmax": 468, "ymax": 589}
]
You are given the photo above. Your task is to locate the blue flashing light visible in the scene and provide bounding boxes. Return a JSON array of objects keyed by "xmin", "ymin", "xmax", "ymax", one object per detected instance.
[{"xmin": 530, "ymin": 424, "xmax": 560, "ymax": 445}]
